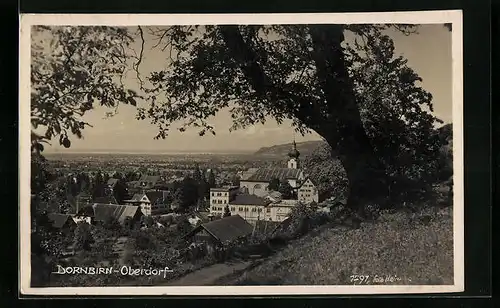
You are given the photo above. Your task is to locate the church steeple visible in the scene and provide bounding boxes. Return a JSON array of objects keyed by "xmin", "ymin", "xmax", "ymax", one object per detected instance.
[{"xmin": 287, "ymin": 137, "xmax": 300, "ymax": 169}]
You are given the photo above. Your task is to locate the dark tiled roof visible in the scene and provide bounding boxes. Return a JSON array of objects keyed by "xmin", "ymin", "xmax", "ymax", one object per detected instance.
[
  {"xmin": 229, "ymin": 194, "xmax": 271, "ymax": 206},
  {"xmin": 196, "ymin": 215, "xmax": 254, "ymax": 243},
  {"xmin": 298, "ymin": 177, "xmax": 318, "ymax": 188},
  {"xmin": 253, "ymin": 220, "xmax": 281, "ymax": 237},
  {"xmin": 244, "ymin": 167, "xmax": 303, "ymax": 182},
  {"xmin": 47, "ymin": 213, "xmax": 74, "ymax": 229},
  {"xmin": 79, "ymin": 204, "xmax": 141, "ymax": 224},
  {"xmin": 145, "ymin": 191, "xmax": 164, "ymax": 204},
  {"xmin": 129, "ymin": 193, "xmax": 144, "ymax": 202},
  {"xmin": 94, "ymin": 195, "xmax": 118, "ymax": 204}
]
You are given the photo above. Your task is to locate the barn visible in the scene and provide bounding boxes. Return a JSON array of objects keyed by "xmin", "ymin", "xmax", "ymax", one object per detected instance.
[{"xmin": 183, "ymin": 215, "xmax": 254, "ymax": 260}]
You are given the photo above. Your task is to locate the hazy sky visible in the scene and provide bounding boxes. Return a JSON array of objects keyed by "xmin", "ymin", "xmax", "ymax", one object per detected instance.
[{"xmin": 40, "ymin": 24, "xmax": 452, "ymax": 154}]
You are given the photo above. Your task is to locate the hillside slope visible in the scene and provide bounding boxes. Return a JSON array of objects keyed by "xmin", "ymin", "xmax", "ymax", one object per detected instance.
[
  {"xmin": 221, "ymin": 206, "xmax": 453, "ymax": 285},
  {"xmin": 254, "ymin": 140, "xmax": 324, "ymax": 157}
]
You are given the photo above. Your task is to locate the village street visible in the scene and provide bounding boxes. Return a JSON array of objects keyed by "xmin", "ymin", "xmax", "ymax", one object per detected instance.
[{"xmin": 162, "ymin": 260, "xmax": 253, "ymax": 286}]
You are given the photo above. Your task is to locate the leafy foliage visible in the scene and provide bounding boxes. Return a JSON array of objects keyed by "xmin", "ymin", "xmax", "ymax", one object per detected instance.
[
  {"xmin": 73, "ymin": 222, "xmax": 94, "ymax": 251},
  {"xmin": 278, "ymin": 181, "xmax": 294, "ymax": 199},
  {"xmin": 223, "ymin": 205, "xmax": 231, "ymax": 217},
  {"xmin": 268, "ymin": 178, "xmax": 280, "ymax": 191},
  {"xmin": 301, "ymin": 143, "xmax": 349, "ymax": 200},
  {"xmin": 31, "ymin": 26, "xmax": 141, "ymax": 149},
  {"xmin": 31, "ymin": 24, "xmax": 449, "ymax": 213}
]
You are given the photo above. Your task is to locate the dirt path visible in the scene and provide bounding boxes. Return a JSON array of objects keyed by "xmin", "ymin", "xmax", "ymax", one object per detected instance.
[
  {"xmin": 163, "ymin": 261, "xmax": 253, "ymax": 286},
  {"xmin": 112, "ymin": 236, "xmax": 130, "ymax": 266}
]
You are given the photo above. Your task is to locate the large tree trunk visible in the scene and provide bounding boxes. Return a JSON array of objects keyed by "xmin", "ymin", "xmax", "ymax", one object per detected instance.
[
  {"xmin": 219, "ymin": 25, "xmax": 389, "ymax": 216},
  {"xmin": 308, "ymin": 25, "xmax": 389, "ymax": 215}
]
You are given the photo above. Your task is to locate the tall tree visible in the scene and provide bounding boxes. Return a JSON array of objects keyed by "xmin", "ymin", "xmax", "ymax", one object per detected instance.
[
  {"xmin": 278, "ymin": 181, "xmax": 294, "ymax": 200},
  {"xmin": 92, "ymin": 171, "xmax": 106, "ymax": 200},
  {"xmin": 268, "ymin": 177, "xmax": 281, "ymax": 191},
  {"xmin": 137, "ymin": 24, "xmax": 441, "ymax": 215},
  {"xmin": 207, "ymin": 169, "xmax": 216, "ymax": 189},
  {"xmin": 112, "ymin": 179, "xmax": 129, "ymax": 205},
  {"xmin": 173, "ymin": 177, "xmax": 199, "ymax": 210},
  {"xmin": 31, "ymin": 24, "xmax": 448, "ymax": 217},
  {"xmin": 223, "ymin": 205, "xmax": 231, "ymax": 217}
]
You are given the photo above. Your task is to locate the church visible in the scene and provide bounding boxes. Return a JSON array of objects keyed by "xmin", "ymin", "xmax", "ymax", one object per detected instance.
[
  {"xmin": 239, "ymin": 141, "xmax": 315, "ymax": 201},
  {"xmin": 209, "ymin": 141, "xmax": 320, "ymax": 223}
]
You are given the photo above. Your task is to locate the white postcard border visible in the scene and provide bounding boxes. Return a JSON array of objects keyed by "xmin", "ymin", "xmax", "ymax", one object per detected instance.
[{"xmin": 19, "ymin": 10, "xmax": 464, "ymax": 296}]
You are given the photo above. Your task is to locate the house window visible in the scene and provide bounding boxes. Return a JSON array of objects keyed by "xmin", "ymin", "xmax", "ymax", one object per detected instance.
[
  {"xmin": 231, "ymin": 207, "xmax": 235, "ymax": 211},
  {"xmin": 244, "ymin": 208, "xmax": 248, "ymax": 212},
  {"xmin": 258, "ymin": 208, "xmax": 262, "ymax": 213},
  {"xmin": 267, "ymin": 208, "xmax": 271, "ymax": 213},
  {"xmin": 212, "ymin": 193, "xmax": 214, "ymax": 196},
  {"xmin": 224, "ymin": 200, "xmax": 227, "ymax": 204},
  {"xmin": 252, "ymin": 208, "xmax": 256, "ymax": 212},
  {"xmin": 239, "ymin": 207, "xmax": 243, "ymax": 211}
]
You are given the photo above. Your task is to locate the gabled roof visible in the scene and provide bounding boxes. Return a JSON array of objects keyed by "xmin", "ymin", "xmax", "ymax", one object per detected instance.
[
  {"xmin": 94, "ymin": 195, "xmax": 118, "ymax": 204},
  {"xmin": 229, "ymin": 194, "xmax": 271, "ymax": 206},
  {"xmin": 298, "ymin": 177, "xmax": 318, "ymax": 187},
  {"xmin": 129, "ymin": 193, "xmax": 144, "ymax": 202},
  {"xmin": 145, "ymin": 191, "xmax": 164, "ymax": 204},
  {"xmin": 265, "ymin": 191, "xmax": 283, "ymax": 201},
  {"xmin": 78, "ymin": 204, "xmax": 142, "ymax": 224},
  {"xmin": 243, "ymin": 167, "xmax": 303, "ymax": 183},
  {"xmin": 47, "ymin": 213, "xmax": 75, "ymax": 229},
  {"xmin": 240, "ymin": 168, "xmax": 259, "ymax": 180},
  {"xmin": 186, "ymin": 215, "xmax": 254, "ymax": 243},
  {"xmin": 253, "ymin": 220, "xmax": 281, "ymax": 237}
]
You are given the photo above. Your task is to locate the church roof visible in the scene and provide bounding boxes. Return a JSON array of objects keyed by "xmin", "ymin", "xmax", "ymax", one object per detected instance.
[{"xmin": 242, "ymin": 167, "xmax": 303, "ymax": 183}]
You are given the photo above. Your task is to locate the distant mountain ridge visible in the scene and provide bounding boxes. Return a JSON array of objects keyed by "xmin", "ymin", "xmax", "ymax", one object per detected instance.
[
  {"xmin": 254, "ymin": 140, "xmax": 325, "ymax": 157},
  {"xmin": 254, "ymin": 124, "xmax": 453, "ymax": 158}
]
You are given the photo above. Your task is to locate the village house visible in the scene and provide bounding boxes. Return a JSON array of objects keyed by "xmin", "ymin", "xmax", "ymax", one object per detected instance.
[
  {"xmin": 208, "ymin": 187, "xmax": 300, "ymax": 224},
  {"xmin": 94, "ymin": 195, "xmax": 119, "ymax": 205},
  {"xmin": 183, "ymin": 215, "xmax": 254, "ymax": 259},
  {"xmin": 123, "ymin": 191, "xmax": 170, "ymax": 216},
  {"xmin": 209, "ymin": 186, "xmax": 240, "ymax": 208},
  {"xmin": 138, "ymin": 175, "xmax": 163, "ymax": 190},
  {"xmin": 297, "ymin": 178, "xmax": 320, "ymax": 204},
  {"xmin": 266, "ymin": 199, "xmax": 299, "ymax": 222},
  {"xmin": 226, "ymin": 194, "xmax": 271, "ymax": 223},
  {"xmin": 75, "ymin": 203, "xmax": 143, "ymax": 225},
  {"xmin": 252, "ymin": 219, "xmax": 283, "ymax": 238},
  {"xmin": 47, "ymin": 213, "xmax": 77, "ymax": 234}
]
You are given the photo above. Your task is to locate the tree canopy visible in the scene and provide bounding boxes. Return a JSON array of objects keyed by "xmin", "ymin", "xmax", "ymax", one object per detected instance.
[{"xmin": 30, "ymin": 24, "xmax": 451, "ymax": 215}]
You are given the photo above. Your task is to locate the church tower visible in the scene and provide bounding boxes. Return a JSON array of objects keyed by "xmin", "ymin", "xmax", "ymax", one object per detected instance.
[{"xmin": 287, "ymin": 139, "xmax": 300, "ymax": 169}]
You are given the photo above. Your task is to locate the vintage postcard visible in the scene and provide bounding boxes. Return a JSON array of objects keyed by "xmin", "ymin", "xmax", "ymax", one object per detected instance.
[{"xmin": 19, "ymin": 10, "xmax": 464, "ymax": 296}]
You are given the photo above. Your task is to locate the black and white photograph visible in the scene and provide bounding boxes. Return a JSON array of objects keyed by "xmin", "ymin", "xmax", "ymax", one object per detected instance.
[{"xmin": 20, "ymin": 11, "xmax": 464, "ymax": 295}]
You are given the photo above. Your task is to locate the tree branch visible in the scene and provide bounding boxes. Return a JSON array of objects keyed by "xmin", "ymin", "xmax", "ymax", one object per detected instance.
[
  {"xmin": 133, "ymin": 26, "xmax": 146, "ymax": 89},
  {"xmin": 218, "ymin": 25, "xmax": 324, "ymax": 130}
]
